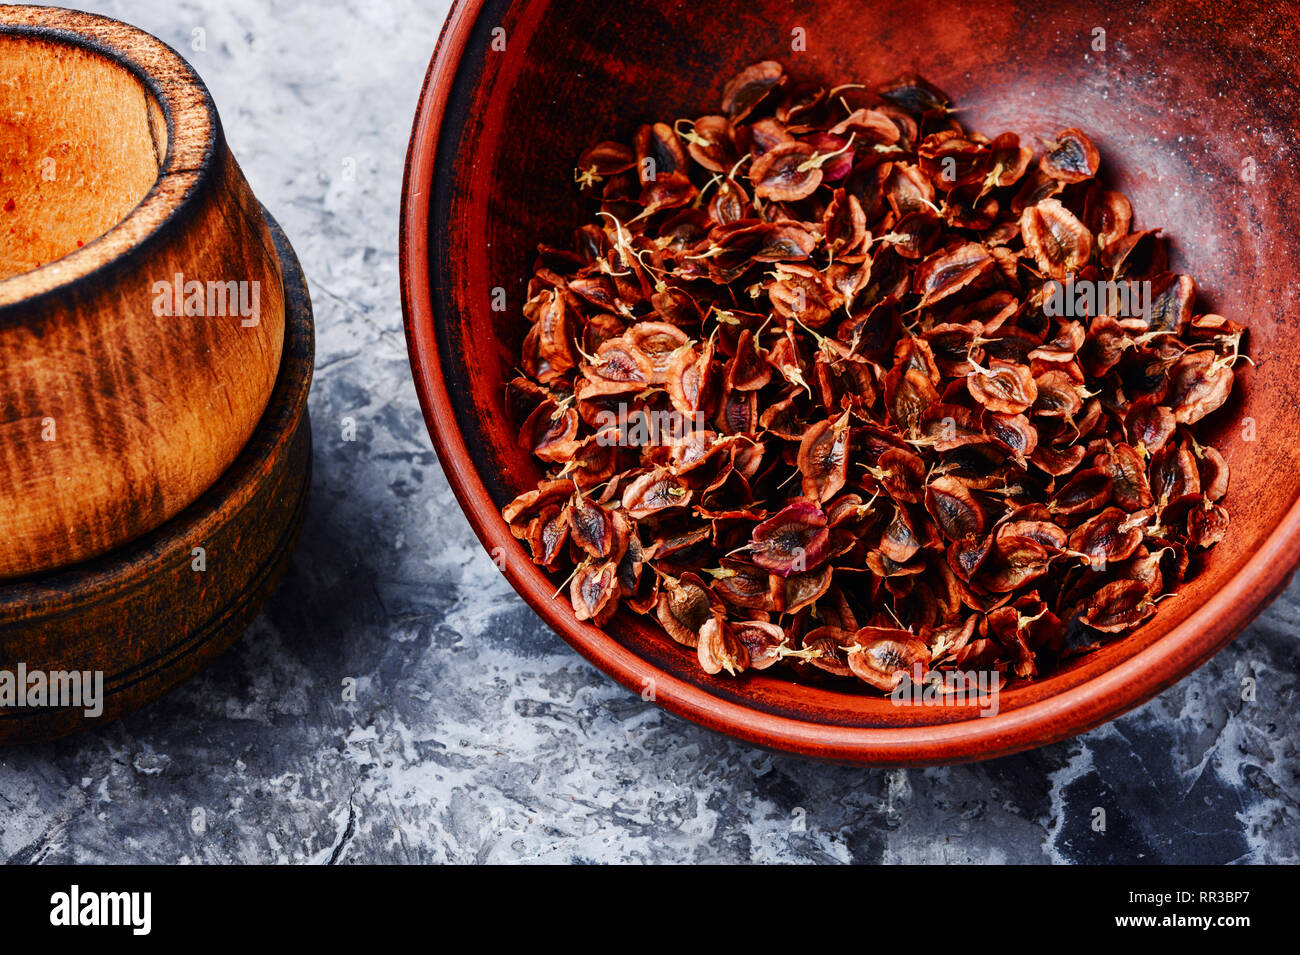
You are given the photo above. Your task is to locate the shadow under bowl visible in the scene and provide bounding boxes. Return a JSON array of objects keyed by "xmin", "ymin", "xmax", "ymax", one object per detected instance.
[{"xmin": 401, "ymin": 0, "xmax": 1300, "ymax": 764}]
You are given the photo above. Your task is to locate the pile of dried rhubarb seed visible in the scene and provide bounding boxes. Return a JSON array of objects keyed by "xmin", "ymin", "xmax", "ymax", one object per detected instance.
[{"xmin": 501, "ymin": 61, "xmax": 1246, "ymax": 692}]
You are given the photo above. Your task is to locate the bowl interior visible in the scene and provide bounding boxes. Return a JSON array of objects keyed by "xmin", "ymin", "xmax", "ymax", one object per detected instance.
[
  {"xmin": 0, "ymin": 30, "xmax": 167, "ymax": 279},
  {"xmin": 415, "ymin": 0, "xmax": 1300, "ymax": 738}
]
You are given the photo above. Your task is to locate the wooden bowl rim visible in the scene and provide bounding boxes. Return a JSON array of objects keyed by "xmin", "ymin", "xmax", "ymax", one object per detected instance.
[
  {"xmin": 0, "ymin": 4, "xmax": 216, "ymax": 309},
  {"xmin": 399, "ymin": 0, "xmax": 1300, "ymax": 765}
]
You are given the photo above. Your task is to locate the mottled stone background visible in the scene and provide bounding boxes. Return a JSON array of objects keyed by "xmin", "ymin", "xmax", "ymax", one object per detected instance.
[{"xmin": 1, "ymin": 0, "xmax": 1295, "ymax": 865}]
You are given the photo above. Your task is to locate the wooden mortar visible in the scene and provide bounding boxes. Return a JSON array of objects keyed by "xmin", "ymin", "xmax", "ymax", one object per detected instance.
[
  {"xmin": 0, "ymin": 6, "xmax": 285, "ymax": 580},
  {"xmin": 0, "ymin": 7, "xmax": 314, "ymax": 741}
]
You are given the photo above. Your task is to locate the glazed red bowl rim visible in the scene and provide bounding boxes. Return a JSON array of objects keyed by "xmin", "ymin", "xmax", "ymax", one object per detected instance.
[{"xmin": 399, "ymin": 0, "xmax": 1300, "ymax": 764}]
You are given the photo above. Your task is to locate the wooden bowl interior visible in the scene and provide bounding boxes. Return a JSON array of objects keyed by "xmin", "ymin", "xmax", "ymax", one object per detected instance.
[
  {"xmin": 0, "ymin": 32, "xmax": 166, "ymax": 279},
  {"xmin": 423, "ymin": 0, "xmax": 1300, "ymax": 732}
]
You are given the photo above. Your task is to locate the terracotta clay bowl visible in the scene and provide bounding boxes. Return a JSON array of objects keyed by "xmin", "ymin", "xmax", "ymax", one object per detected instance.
[
  {"xmin": 0, "ymin": 6, "xmax": 285, "ymax": 580},
  {"xmin": 402, "ymin": 0, "xmax": 1300, "ymax": 764}
]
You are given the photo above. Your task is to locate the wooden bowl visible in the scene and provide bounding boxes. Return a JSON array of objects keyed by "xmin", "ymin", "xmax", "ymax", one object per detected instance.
[
  {"xmin": 0, "ymin": 211, "xmax": 312, "ymax": 743},
  {"xmin": 401, "ymin": 0, "xmax": 1300, "ymax": 764},
  {"xmin": 0, "ymin": 7, "xmax": 285, "ymax": 580}
]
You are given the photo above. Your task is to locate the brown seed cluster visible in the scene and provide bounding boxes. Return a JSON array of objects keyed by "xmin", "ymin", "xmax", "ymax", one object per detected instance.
[{"xmin": 501, "ymin": 62, "xmax": 1246, "ymax": 692}]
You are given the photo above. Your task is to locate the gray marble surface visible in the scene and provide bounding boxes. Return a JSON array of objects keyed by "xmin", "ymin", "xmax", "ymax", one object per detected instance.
[{"xmin": 1, "ymin": 0, "xmax": 1296, "ymax": 865}]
